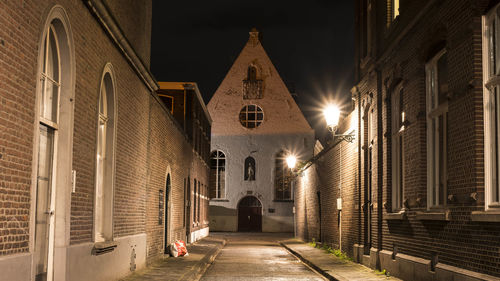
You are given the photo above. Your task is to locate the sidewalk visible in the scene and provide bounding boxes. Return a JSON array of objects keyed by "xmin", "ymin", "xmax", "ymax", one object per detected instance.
[
  {"xmin": 120, "ymin": 236, "xmax": 226, "ymax": 281},
  {"xmin": 280, "ymin": 239, "xmax": 401, "ymax": 281}
]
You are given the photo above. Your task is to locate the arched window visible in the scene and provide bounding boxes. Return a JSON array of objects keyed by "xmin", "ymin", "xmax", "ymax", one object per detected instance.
[
  {"xmin": 95, "ymin": 65, "xmax": 116, "ymax": 242},
  {"xmin": 274, "ymin": 151, "xmax": 292, "ymax": 200},
  {"xmin": 248, "ymin": 66, "xmax": 257, "ymax": 80},
  {"xmin": 210, "ymin": 150, "xmax": 226, "ymax": 198},
  {"xmin": 244, "ymin": 156, "xmax": 256, "ymax": 181},
  {"xmin": 34, "ymin": 7, "xmax": 75, "ymax": 281},
  {"xmin": 35, "ymin": 21, "xmax": 61, "ymax": 281}
]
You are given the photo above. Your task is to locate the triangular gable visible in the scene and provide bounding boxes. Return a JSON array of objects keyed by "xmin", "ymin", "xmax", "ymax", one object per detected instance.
[{"xmin": 208, "ymin": 29, "xmax": 313, "ymax": 136}]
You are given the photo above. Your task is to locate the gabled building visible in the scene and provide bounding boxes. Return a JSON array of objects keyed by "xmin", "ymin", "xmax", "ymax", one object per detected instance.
[{"xmin": 207, "ymin": 29, "xmax": 315, "ymax": 232}]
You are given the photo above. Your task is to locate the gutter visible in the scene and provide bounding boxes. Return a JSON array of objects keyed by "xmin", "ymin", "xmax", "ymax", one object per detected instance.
[{"xmin": 84, "ymin": 0, "xmax": 159, "ymax": 92}]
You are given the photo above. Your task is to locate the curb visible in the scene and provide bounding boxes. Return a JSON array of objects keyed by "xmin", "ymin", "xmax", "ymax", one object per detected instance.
[
  {"xmin": 280, "ymin": 241, "xmax": 343, "ymax": 281},
  {"xmin": 181, "ymin": 238, "xmax": 227, "ymax": 281}
]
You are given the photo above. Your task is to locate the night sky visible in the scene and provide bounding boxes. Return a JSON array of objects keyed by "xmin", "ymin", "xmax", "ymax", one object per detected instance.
[{"xmin": 151, "ymin": 1, "xmax": 355, "ymax": 138}]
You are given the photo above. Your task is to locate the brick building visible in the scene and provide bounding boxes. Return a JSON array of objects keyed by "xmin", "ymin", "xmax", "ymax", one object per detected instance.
[
  {"xmin": 295, "ymin": 0, "xmax": 500, "ymax": 280},
  {"xmin": 0, "ymin": 1, "xmax": 210, "ymax": 281},
  {"xmin": 207, "ymin": 29, "xmax": 315, "ymax": 233},
  {"xmin": 156, "ymin": 82, "xmax": 211, "ymax": 243}
]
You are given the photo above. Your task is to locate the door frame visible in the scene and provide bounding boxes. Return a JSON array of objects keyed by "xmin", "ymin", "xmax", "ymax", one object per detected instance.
[
  {"xmin": 237, "ymin": 196, "xmax": 263, "ymax": 232},
  {"xmin": 164, "ymin": 168, "xmax": 172, "ymax": 254}
]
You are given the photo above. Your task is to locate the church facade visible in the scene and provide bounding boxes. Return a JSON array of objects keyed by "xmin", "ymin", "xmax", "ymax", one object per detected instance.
[{"xmin": 207, "ymin": 30, "xmax": 314, "ymax": 232}]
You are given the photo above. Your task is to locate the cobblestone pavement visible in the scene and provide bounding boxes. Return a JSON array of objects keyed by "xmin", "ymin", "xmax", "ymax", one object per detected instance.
[{"xmin": 200, "ymin": 233, "xmax": 326, "ymax": 281}]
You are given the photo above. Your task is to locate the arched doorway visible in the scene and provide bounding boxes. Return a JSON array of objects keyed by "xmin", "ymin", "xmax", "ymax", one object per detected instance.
[
  {"xmin": 237, "ymin": 196, "xmax": 262, "ymax": 232},
  {"xmin": 164, "ymin": 174, "xmax": 171, "ymax": 254}
]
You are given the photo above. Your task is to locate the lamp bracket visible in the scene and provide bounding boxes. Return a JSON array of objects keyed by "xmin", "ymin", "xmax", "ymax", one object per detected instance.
[{"xmin": 334, "ymin": 133, "xmax": 355, "ymax": 143}]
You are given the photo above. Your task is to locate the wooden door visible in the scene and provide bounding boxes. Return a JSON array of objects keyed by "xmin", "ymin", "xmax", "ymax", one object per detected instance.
[{"xmin": 237, "ymin": 196, "xmax": 262, "ymax": 232}]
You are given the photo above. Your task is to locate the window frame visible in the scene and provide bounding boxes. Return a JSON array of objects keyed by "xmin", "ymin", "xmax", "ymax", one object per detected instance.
[
  {"xmin": 426, "ymin": 49, "xmax": 448, "ymax": 209},
  {"xmin": 392, "ymin": 0, "xmax": 399, "ymax": 19},
  {"xmin": 210, "ymin": 150, "xmax": 226, "ymax": 199},
  {"xmin": 483, "ymin": 7, "xmax": 500, "ymax": 210},
  {"xmin": 94, "ymin": 64, "xmax": 117, "ymax": 242},
  {"xmin": 239, "ymin": 104, "xmax": 264, "ymax": 129},
  {"xmin": 274, "ymin": 150, "xmax": 293, "ymax": 201},
  {"xmin": 391, "ymin": 84, "xmax": 405, "ymax": 211}
]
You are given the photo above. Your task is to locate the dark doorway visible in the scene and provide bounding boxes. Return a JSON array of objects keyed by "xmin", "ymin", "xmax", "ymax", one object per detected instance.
[
  {"xmin": 164, "ymin": 174, "xmax": 171, "ymax": 254},
  {"xmin": 237, "ymin": 196, "xmax": 262, "ymax": 232}
]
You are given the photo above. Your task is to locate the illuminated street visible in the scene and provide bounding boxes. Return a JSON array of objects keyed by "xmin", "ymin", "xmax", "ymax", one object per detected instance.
[{"xmin": 201, "ymin": 233, "xmax": 324, "ymax": 281}]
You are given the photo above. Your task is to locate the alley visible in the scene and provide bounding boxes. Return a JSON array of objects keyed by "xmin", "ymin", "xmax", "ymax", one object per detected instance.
[{"xmin": 201, "ymin": 233, "xmax": 325, "ymax": 281}]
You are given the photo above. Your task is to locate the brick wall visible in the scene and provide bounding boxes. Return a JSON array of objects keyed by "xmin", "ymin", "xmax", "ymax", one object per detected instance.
[
  {"xmin": 0, "ymin": 0, "xmax": 41, "ymax": 255},
  {"xmin": 297, "ymin": 0, "xmax": 500, "ymax": 278},
  {"xmin": 296, "ymin": 110, "xmax": 359, "ymax": 255},
  {"xmin": 0, "ymin": 0, "xmax": 209, "ymax": 268},
  {"xmin": 145, "ymin": 96, "xmax": 209, "ymax": 260}
]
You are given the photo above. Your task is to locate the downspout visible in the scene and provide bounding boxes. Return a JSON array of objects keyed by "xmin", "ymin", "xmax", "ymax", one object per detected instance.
[
  {"xmin": 339, "ymin": 141, "xmax": 342, "ymax": 251},
  {"xmin": 317, "ymin": 191, "xmax": 321, "ymax": 242},
  {"xmin": 84, "ymin": 0, "xmax": 158, "ymax": 92}
]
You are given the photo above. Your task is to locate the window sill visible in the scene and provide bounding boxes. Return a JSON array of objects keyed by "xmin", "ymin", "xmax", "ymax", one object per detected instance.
[
  {"xmin": 384, "ymin": 211, "xmax": 407, "ymax": 220},
  {"xmin": 415, "ymin": 210, "xmax": 450, "ymax": 221},
  {"xmin": 210, "ymin": 199, "xmax": 229, "ymax": 202},
  {"xmin": 273, "ymin": 199, "xmax": 294, "ymax": 203},
  {"xmin": 92, "ymin": 241, "xmax": 118, "ymax": 255},
  {"xmin": 470, "ymin": 210, "xmax": 500, "ymax": 222}
]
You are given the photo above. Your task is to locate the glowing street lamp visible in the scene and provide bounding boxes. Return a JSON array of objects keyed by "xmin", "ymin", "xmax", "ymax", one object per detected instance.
[
  {"xmin": 323, "ymin": 104, "xmax": 341, "ymax": 132},
  {"xmin": 323, "ymin": 103, "xmax": 355, "ymax": 143},
  {"xmin": 286, "ymin": 155, "xmax": 297, "ymax": 169}
]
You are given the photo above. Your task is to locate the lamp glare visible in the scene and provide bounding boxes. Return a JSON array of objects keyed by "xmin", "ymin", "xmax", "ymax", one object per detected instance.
[
  {"xmin": 286, "ymin": 155, "xmax": 297, "ymax": 169},
  {"xmin": 323, "ymin": 105, "xmax": 340, "ymax": 129}
]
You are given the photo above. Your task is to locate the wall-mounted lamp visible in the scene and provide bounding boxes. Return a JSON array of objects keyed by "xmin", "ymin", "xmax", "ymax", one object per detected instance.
[
  {"xmin": 286, "ymin": 155, "xmax": 297, "ymax": 169},
  {"xmin": 323, "ymin": 104, "xmax": 355, "ymax": 143}
]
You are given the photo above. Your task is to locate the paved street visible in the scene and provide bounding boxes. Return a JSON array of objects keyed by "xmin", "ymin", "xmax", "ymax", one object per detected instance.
[{"xmin": 201, "ymin": 233, "xmax": 325, "ymax": 281}]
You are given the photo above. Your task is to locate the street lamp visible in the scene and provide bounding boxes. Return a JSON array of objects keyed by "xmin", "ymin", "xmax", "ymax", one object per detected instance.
[
  {"xmin": 323, "ymin": 104, "xmax": 355, "ymax": 143},
  {"xmin": 286, "ymin": 155, "xmax": 297, "ymax": 170}
]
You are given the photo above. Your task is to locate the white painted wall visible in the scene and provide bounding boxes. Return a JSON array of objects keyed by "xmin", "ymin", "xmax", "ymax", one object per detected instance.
[{"xmin": 66, "ymin": 233, "xmax": 146, "ymax": 281}]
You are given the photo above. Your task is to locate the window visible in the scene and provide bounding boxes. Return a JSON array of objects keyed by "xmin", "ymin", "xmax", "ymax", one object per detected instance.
[
  {"xmin": 183, "ymin": 178, "xmax": 186, "ymax": 227},
  {"xmin": 426, "ymin": 49, "xmax": 448, "ymax": 208},
  {"xmin": 36, "ymin": 23, "xmax": 59, "ymax": 276},
  {"xmin": 34, "ymin": 10, "xmax": 75, "ymax": 280},
  {"xmin": 210, "ymin": 150, "xmax": 226, "ymax": 199},
  {"xmin": 484, "ymin": 7, "xmax": 500, "ymax": 209},
  {"xmin": 239, "ymin": 105, "xmax": 264, "ymax": 128},
  {"xmin": 158, "ymin": 94, "xmax": 174, "ymax": 114},
  {"xmin": 193, "ymin": 179, "xmax": 197, "ymax": 225},
  {"xmin": 95, "ymin": 65, "xmax": 116, "ymax": 242},
  {"xmin": 198, "ymin": 181, "xmax": 201, "ymax": 223},
  {"xmin": 248, "ymin": 66, "xmax": 257, "ymax": 80},
  {"xmin": 243, "ymin": 66, "xmax": 263, "ymax": 99},
  {"xmin": 391, "ymin": 85, "xmax": 405, "ymax": 211},
  {"xmin": 392, "ymin": 0, "xmax": 399, "ymax": 19},
  {"xmin": 366, "ymin": 107, "xmax": 374, "ymax": 205},
  {"xmin": 275, "ymin": 151, "xmax": 292, "ymax": 200}
]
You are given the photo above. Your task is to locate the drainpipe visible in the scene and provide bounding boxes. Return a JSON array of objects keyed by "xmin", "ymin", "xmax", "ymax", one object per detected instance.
[
  {"xmin": 339, "ymin": 141, "xmax": 342, "ymax": 251},
  {"xmin": 293, "ymin": 180, "xmax": 297, "ymax": 238},
  {"xmin": 317, "ymin": 191, "xmax": 321, "ymax": 242},
  {"xmin": 84, "ymin": 0, "xmax": 158, "ymax": 92}
]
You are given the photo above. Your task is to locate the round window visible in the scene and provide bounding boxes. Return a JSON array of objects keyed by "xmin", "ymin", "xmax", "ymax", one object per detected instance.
[{"xmin": 239, "ymin": 105, "xmax": 264, "ymax": 128}]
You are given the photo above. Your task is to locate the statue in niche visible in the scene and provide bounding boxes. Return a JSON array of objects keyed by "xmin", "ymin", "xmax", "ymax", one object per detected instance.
[
  {"xmin": 244, "ymin": 157, "xmax": 256, "ymax": 181},
  {"xmin": 243, "ymin": 66, "xmax": 263, "ymax": 99}
]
